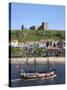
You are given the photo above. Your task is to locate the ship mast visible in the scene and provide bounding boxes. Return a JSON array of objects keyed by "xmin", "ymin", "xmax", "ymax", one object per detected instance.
[
  {"xmin": 25, "ymin": 47, "xmax": 29, "ymax": 72},
  {"xmin": 46, "ymin": 41, "xmax": 50, "ymax": 72},
  {"xmin": 34, "ymin": 57, "xmax": 36, "ymax": 72},
  {"xmin": 47, "ymin": 56, "xmax": 50, "ymax": 72},
  {"xmin": 26, "ymin": 57, "xmax": 28, "ymax": 72}
]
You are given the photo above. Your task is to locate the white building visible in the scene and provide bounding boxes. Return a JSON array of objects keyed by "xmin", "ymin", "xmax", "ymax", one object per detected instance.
[{"xmin": 10, "ymin": 40, "xmax": 18, "ymax": 47}]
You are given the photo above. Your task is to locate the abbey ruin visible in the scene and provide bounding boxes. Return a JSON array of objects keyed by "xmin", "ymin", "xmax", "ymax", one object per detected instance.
[
  {"xmin": 21, "ymin": 21, "xmax": 48, "ymax": 30},
  {"xmin": 30, "ymin": 21, "xmax": 48, "ymax": 30}
]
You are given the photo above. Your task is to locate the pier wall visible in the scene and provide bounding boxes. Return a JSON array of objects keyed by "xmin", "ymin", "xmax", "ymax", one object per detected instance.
[{"xmin": 10, "ymin": 57, "xmax": 65, "ymax": 64}]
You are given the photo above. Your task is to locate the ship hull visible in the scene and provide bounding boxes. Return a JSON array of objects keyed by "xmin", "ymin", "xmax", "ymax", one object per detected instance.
[{"xmin": 20, "ymin": 71, "xmax": 57, "ymax": 79}]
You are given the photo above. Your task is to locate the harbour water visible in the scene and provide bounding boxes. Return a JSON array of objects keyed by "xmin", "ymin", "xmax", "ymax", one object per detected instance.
[{"xmin": 10, "ymin": 62, "xmax": 65, "ymax": 87}]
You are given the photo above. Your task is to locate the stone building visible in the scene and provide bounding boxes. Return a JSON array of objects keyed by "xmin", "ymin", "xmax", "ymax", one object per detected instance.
[
  {"xmin": 43, "ymin": 22, "xmax": 48, "ymax": 30},
  {"xmin": 30, "ymin": 26, "xmax": 38, "ymax": 30},
  {"xmin": 30, "ymin": 21, "xmax": 48, "ymax": 30},
  {"xmin": 30, "ymin": 26, "xmax": 35, "ymax": 30},
  {"xmin": 21, "ymin": 24, "xmax": 24, "ymax": 30}
]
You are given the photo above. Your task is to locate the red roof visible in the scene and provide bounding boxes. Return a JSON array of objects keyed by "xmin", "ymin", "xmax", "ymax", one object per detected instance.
[{"xmin": 47, "ymin": 47, "xmax": 59, "ymax": 51}]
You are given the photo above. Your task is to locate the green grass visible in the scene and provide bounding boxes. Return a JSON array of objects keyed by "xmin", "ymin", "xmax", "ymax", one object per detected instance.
[{"xmin": 10, "ymin": 29, "xmax": 65, "ymax": 42}]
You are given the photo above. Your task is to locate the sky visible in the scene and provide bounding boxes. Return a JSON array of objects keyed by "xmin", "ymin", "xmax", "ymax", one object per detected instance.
[{"xmin": 10, "ymin": 3, "xmax": 65, "ymax": 30}]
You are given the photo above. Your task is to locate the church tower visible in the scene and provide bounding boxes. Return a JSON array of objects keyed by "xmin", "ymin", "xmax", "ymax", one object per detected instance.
[
  {"xmin": 44, "ymin": 21, "xmax": 48, "ymax": 30},
  {"xmin": 42, "ymin": 20, "xmax": 48, "ymax": 30}
]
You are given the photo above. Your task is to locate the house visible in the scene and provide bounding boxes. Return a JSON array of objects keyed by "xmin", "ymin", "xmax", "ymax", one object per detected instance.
[{"xmin": 10, "ymin": 40, "xmax": 18, "ymax": 47}]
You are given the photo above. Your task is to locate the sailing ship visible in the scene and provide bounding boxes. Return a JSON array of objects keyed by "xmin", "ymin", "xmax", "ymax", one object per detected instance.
[{"xmin": 20, "ymin": 57, "xmax": 57, "ymax": 79}]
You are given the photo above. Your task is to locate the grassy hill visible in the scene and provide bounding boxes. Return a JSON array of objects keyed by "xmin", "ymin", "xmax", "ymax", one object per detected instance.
[{"xmin": 9, "ymin": 29, "xmax": 65, "ymax": 42}]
